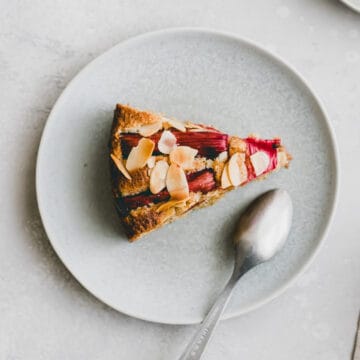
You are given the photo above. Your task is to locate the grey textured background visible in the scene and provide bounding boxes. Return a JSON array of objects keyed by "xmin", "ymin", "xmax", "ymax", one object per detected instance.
[{"xmin": 1, "ymin": 0, "xmax": 360, "ymax": 359}]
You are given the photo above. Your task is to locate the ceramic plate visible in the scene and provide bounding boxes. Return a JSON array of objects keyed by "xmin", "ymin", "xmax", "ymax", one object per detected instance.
[
  {"xmin": 340, "ymin": 0, "xmax": 360, "ymax": 13},
  {"xmin": 36, "ymin": 28, "xmax": 338, "ymax": 324}
]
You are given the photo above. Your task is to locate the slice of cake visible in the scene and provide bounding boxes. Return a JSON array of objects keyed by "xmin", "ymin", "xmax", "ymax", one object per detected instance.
[{"xmin": 109, "ymin": 104, "xmax": 291, "ymax": 241}]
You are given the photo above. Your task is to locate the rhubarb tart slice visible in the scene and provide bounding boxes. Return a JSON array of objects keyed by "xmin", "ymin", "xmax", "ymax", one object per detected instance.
[{"xmin": 109, "ymin": 104, "xmax": 292, "ymax": 241}]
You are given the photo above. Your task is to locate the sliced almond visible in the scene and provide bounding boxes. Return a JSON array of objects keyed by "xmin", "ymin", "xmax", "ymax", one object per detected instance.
[
  {"xmin": 248, "ymin": 132, "xmax": 260, "ymax": 139},
  {"xmin": 156, "ymin": 198, "xmax": 188, "ymax": 213},
  {"xmin": 192, "ymin": 157, "xmax": 207, "ymax": 172},
  {"xmin": 163, "ymin": 117, "xmax": 186, "ymax": 132},
  {"xmin": 229, "ymin": 137, "xmax": 247, "ymax": 156},
  {"xmin": 250, "ymin": 151, "xmax": 270, "ymax": 176},
  {"xmin": 147, "ymin": 156, "xmax": 156, "ymax": 169},
  {"xmin": 125, "ymin": 138, "xmax": 155, "ymax": 172},
  {"xmin": 221, "ymin": 162, "xmax": 232, "ymax": 189},
  {"xmin": 122, "ymin": 126, "xmax": 140, "ymax": 133},
  {"xmin": 169, "ymin": 146, "xmax": 198, "ymax": 169},
  {"xmin": 110, "ymin": 153, "xmax": 131, "ymax": 180},
  {"xmin": 237, "ymin": 153, "xmax": 248, "ymax": 184},
  {"xmin": 185, "ymin": 122, "xmax": 204, "ymax": 129},
  {"xmin": 158, "ymin": 130, "xmax": 177, "ymax": 154},
  {"xmin": 228, "ymin": 153, "xmax": 242, "ymax": 186},
  {"xmin": 166, "ymin": 163, "xmax": 189, "ymax": 200},
  {"xmin": 185, "ymin": 122, "xmax": 218, "ymax": 132},
  {"xmin": 217, "ymin": 151, "xmax": 228, "ymax": 162},
  {"xmin": 188, "ymin": 128, "xmax": 217, "ymax": 133},
  {"xmin": 206, "ymin": 159, "xmax": 214, "ymax": 168},
  {"xmin": 277, "ymin": 150, "xmax": 288, "ymax": 168},
  {"xmin": 138, "ymin": 121, "xmax": 163, "ymax": 137},
  {"xmin": 150, "ymin": 160, "xmax": 169, "ymax": 194}
]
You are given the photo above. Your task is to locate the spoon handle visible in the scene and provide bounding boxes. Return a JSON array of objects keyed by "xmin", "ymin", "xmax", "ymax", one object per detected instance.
[{"xmin": 178, "ymin": 275, "xmax": 238, "ymax": 360}]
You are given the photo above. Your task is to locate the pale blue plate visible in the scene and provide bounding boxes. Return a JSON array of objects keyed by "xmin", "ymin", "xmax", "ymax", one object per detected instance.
[{"xmin": 36, "ymin": 28, "xmax": 338, "ymax": 324}]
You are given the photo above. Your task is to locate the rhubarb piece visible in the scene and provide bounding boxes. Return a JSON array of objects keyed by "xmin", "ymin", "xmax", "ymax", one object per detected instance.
[
  {"xmin": 119, "ymin": 169, "xmax": 217, "ymax": 213},
  {"xmin": 110, "ymin": 103, "xmax": 291, "ymax": 241},
  {"xmin": 187, "ymin": 169, "xmax": 217, "ymax": 193},
  {"xmin": 118, "ymin": 190, "xmax": 170, "ymax": 214},
  {"xmin": 120, "ymin": 131, "xmax": 228, "ymax": 159}
]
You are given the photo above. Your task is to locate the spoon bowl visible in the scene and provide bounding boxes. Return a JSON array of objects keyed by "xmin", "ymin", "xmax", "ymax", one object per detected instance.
[
  {"xmin": 233, "ymin": 189, "xmax": 293, "ymax": 274},
  {"xmin": 179, "ymin": 189, "xmax": 293, "ymax": 360}
]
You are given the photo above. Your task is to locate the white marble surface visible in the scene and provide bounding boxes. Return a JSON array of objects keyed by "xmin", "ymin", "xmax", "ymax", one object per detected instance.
[{"xmin": 1, "ymin": 0, "xmax": 359, "ymax": 359}]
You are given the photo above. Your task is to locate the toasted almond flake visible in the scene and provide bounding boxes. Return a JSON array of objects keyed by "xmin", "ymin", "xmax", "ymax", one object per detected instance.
[
  {"xmin": 147, "ymin": 156, "xmax": 156, "ymax": 169},
  {"xmin": 221, "ymin": 162, "xmax": 232, "ymax": 189},
  {"xmin": 237, "ymin": 153, "xmax": 248, "ymax": 184},
  {"xmin": 123, "ymin": 126, "xmax": 140, "ymax": 133},
  {"xmin": 228, "ymin": 153, "xmax": 242, "ymax": 186},
  {"xmin": 138, "ymin": 121, "xmax": 163, "ymax": 137},
  {"xmin": 158, "ymin": 130, "xmax": 177, "ymax": 154},
  {"xmin": 191, "ymin": 157, "xmax": 207, "ymax": 172},
  {"xmin": 163, "ymin": 117, "xmax": 186, "ymax": 132},
  {"xmin": 166, "ymin": 163, "xmax": 189, "ymax": 200},
  {"xmin": 277, "ymin": 150, "xmax": 288, "ymax": 168},
  {"xmin": 218, "ymin": 151, "xmax": 228, "ymax": 162},
  {"xmin": 125, "ymin": 138, "xmax": 155, "ymax": 172},
  {"xmin": 206, "ymin": 159, "xmax": 214, "ymax": 168},
  {"xmin": 185, "ymin": 122, "xmax": 204, "ymax": 129},
  {"xmin": 185, "ymin": 122, "xmax": 198, "ymax": 128},
  {"xmin": 156, "ymin": 198, "xmax": 188, "ymax": 213},
  {"xmin": 185, "ymin": 122, "xmax": 219, "ymax": 132},
  {"xmin": 110, "ymin": 153, "xmax": 132, "ymax": 180},
  {"xmin": 188, "ymin": 128, "xmax": 217, "ymax": 133},
  {"xmin": 250, "ymin": 151, "xmax": 270, "ymax": 176},
  {"xmin": 150, "ymin": 160, "xmax": 169, "ymax": 194},
  {"xmin": 229, "ymin": 137, "xmax": 247, "ymax": 156},
  {"xmin": 169, "ymin": 146, "xmax": 198, "ymax": 169}
]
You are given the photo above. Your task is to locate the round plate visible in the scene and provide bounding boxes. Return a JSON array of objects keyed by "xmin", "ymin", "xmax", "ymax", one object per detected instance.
[{"xmin": 36, "ymin": 28, "xmax": 338, "ymax": 324}]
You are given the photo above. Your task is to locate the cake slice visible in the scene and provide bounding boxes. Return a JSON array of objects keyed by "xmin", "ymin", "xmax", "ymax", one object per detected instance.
[{"xmin": 109, "ymin": 104, "xmax": 291, "ymax": 241}]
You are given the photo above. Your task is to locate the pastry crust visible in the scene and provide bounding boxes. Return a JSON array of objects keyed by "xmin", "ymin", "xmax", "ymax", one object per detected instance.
[
  {"xmin": 116, "ymin": 189, "xmax": 227, "ymax": 240},
  {"xmin": 113, "ymin": 104, "xmax": 162, "ymax": 134}
]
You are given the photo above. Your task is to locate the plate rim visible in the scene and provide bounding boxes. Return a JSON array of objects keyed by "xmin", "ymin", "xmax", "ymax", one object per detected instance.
[
  {"xmin": 36, "ymin": 27, "xmax": 340, "ymax": 325},
  {"xmin": 339, "ymin": 0, "xmax": 360, "ymax": 13}
]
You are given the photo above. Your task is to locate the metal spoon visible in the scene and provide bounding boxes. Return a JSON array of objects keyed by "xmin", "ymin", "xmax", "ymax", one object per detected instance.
[{"xmin": 179, "ymin": 189, "xmax": 293, "ymax": 360}]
